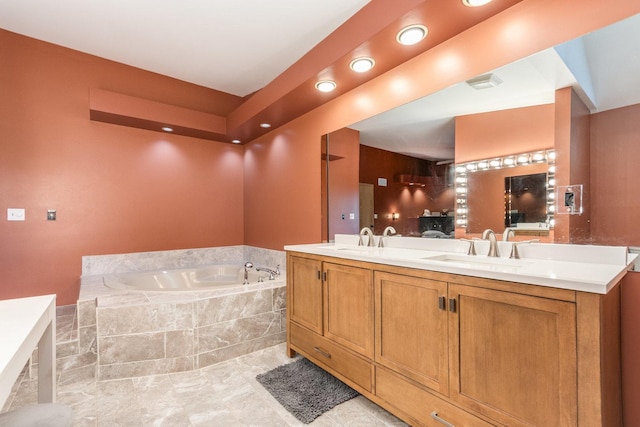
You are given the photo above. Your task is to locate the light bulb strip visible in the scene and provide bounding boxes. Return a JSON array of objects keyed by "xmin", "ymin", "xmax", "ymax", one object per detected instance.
[{"xmin": 454, "ymin": 149, "xmax": 556, "ymax": 230}]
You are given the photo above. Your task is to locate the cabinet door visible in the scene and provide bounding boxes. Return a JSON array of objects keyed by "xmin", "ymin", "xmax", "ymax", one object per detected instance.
[
  {"xmin": 375, "ymin": 271, "xmax": 449, "ymax": 395},
  {"xmin": 324, "ymin": 262, "xmax": 374, "ymax": 359},
  {"xmin": 448, "ymin": 283, "xmax": 577, "ymax": 427},
  {"xmin": 288, "ymin": 256, "xmax": 323, "ymax": 334}
]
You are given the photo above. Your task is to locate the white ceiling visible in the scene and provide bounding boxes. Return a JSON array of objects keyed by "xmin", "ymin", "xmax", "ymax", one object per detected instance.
[
  {"xmin": 351, "ymin": 13, "xmax": 640, "ymax": 161},
  {"xmin": 0, "ymin": 0, "xmax": 370, "ymax": 97}
]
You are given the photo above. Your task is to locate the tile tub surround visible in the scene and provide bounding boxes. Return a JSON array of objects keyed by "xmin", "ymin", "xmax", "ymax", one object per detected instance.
[
  {"xmin": 82, "ymin": 245, "xmax": 285, "ymax": 276},
  {"xmin": 78, "ymin": 246, "xmax": 287, "ymax": 380}
]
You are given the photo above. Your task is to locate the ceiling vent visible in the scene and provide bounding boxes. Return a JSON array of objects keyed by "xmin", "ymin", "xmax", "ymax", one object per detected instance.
[{"xmin": 466, "ymin": 73, "xmax": 503, "ymax": 90}]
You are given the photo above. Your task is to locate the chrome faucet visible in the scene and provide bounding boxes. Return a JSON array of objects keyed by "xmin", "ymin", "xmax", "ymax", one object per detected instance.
[
  {"xmin": 243, "ymin": 262, "xmax": 253, "ymax": 285},
  {"xmin": 378, "ymin": 226, "xmax": 397, "ymax": 247},
  {"xmin": 509, "ymin": 239, "xmax": 540, "ymax": 259},
  {"xmin": 358, "ymin": 227, "xmax": 376, "ymax": 247},
  {"xmin": 460, "ymin": 238, "xmax": 477, "ymax": 255},
  {"xmin": 481, "ymin": 229, "xmax": 500, "ymax": 257},
  {"xmin": 502, "ymin": 228, "xmax": 516, "ymax": 241},
  {"xmin": 256, "ymin": 265, "xmax": 280, "ymax": 280}
]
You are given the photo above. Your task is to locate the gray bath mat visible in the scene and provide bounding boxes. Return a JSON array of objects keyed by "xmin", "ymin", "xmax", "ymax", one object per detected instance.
[{"xmin": 256, "ymin": 357, "xmax": 359, "ymax": 424}]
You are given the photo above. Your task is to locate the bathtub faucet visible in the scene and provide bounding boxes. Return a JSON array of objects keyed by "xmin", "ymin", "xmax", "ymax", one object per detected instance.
[
  {"xmin": 256, "ymin": 265, "xmax": 280, "ymax": 280},
  {"xmin": 243, "ymin": 262, "xmax": 253, "ymax": 285}
]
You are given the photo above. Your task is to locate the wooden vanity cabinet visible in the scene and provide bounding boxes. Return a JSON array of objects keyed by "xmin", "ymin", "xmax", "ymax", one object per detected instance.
[
  {"xmin": 374, "ymin": 271, "xmax": 449, "ymax": 395},
  {"xmin": 448, "ymin": 283, "xmax": 577, "ymax": 426},
  {"xmin": 287, "ymin": 254, "xmax": 375, "ymax": 392},
  {"xmin": 286, "ymin": 251, "xmax": 622, "ymax": 427}
]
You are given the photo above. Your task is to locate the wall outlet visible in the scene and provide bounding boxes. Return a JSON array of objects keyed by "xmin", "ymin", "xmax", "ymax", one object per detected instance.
[
  {"xmin": 47, "ymin": 210, "xmax": 56, "ymax": 221},
  {"xmin": 7, "ymin": 208, "xmax": 25, "ymax": 221}
]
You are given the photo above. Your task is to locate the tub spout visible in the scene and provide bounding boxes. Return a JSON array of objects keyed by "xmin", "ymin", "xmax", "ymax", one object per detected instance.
[
  {"xmin": 243, "ymin": 262, "xmax": 253, "ymax": 285},
  {"xmin": 256, "ymin": 265, "xmax": 280, "ymax": 280}
]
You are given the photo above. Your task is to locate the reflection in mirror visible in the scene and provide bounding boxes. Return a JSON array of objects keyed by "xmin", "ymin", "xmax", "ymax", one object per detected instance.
[
  {"xmin": 325, "ymin": 13, "xmax": 640, "ymax": 246},
  {"xmin": 505, "ymin": 173, "xmax": 547, "ymax": 227},
  {"xmin": 455, "ymin": 149, "xmax": 555, "ymax": 240}
]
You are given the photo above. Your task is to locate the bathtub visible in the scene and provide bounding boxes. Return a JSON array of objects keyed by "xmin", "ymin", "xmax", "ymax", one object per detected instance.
[{"xmin": 103, "ymin": 264, "xmax": 267, "ymax": 291}]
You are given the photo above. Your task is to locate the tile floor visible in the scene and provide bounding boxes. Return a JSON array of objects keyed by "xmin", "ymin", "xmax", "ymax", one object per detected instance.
[{"xmin": 3, "ymin": 307, "xmax": 408, "ymax": 426}]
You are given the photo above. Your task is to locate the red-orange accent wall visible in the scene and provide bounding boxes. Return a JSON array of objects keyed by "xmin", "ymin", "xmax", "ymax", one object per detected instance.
[
  {"xmin": 591, "ymin": 103, "xmax": 640, "ymax": 246},
  {"xmin": 0, "ymin": 30, "xmax": 245, "ymax": 305}
]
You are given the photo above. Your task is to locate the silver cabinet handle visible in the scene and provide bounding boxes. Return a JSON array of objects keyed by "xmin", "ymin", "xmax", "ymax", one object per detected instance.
[
  {"xmin": 431, "ymin": 411, "xmax": 455, "ymax": 427},
  {"xmin": 313, "ymin": 346, "xmax": 332, "ymax": 359}
]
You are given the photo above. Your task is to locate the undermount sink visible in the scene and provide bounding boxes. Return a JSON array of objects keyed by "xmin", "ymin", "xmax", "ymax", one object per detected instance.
[
  {"xmin": 421, "ymin": 254, "xmax": 532, "ymax": 272},
  {"xmin": 333, "ymin": 246, "xmax": 374, "ymax": 253}
]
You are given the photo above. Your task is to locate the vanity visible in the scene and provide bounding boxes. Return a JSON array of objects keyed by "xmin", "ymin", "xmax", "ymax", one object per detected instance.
[{"xmin": 285, "ymin": 236, "xmax": 631, "ymax": 427}]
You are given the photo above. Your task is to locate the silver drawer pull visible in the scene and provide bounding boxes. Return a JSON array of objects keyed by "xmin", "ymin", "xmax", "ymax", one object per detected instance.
[
  {"xmin": 431, "ymin": 411, "xmax": 455, "ymax": 427},
  {"xmin": 313, "ymin": 346, "xmax": 332, "ymax": 359}
]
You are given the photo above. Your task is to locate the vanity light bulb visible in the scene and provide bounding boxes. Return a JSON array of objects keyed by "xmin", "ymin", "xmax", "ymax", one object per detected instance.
[
  {"xmin": 548, "ymin": 166, "xmax": 556, "ymax": 173},
  {"xmin": 533, "ymin": 153, "xmax": 545, "ymax": 161},
  {"xmin": 549, "ymin": 192, "xmax": 555, "ymax": 200},
  {"xmin": 478, "ymin": 161, "xmax": 489, "ymax": 169},
  {"xmin": 548, "ymin": 179, "xmax": 556, "ymax": 186},
  {"xmin": 549, "ymin": 205, "xmax": 555, "ymax": 213},
  {"xmin": 456, "ymin": 177, "xmax": 466, "ymax": 183},
  {"xmin": 466, "ymin": 164, "xmax": 477, "ymax": 171},
  {"xmin": 455, "ymin": 166, "xmax": 466, "ymax": 173},
  {"xmin": 548, "ymin": 151, "xmax": 556, "ymax": 160},
  {"xmin": 489, "ymin": 160, "xmax": 501, "ymax": 168},
  {"xmin": 456, "ymin": 187, "xmax": 467, "ymax": 194},
  {"xmin": 504, "ymin": 158, "xmax": 515, "ymax": 166}
]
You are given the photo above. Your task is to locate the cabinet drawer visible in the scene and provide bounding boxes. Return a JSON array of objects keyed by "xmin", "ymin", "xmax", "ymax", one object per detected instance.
[
  {"xmin": 290, "ymin": 322, "xmax": 373, "ymax": 392},
  {"xmin": 376, "ymin": 366, "xmax": 496, "ymax": 427}
]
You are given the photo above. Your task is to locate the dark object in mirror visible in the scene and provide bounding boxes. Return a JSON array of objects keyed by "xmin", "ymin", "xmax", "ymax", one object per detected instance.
[{"xmin": 505, "ymin": 173, "xmax": 547, "ymax": 227}]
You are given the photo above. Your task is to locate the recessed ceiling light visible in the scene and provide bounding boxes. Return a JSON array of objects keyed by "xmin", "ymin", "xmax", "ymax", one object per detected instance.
[
  {"xmin": 315, "ymin": 80, "xmax": 337, "ymax": 92},
  {"xmin": 231, "ymin": 139, "xmax": 241, "ymax": 144},
  {"xmin": 260, "ymin": 123, "xmax": 271, "ymax": 128},
  {"xmin": 462, "ymin": 0, "xmax": 493, "ymax": 6},
  {"xmin": 161, "ymin": 126, "xmax": 173, "ymax": 132},
  {"xmin": 349, "ymin": 57, "xmax": 375, "ymax": 73},
  {"xmin": 396, "ymin": 24, "xmax": 428, "ymax": 46}
]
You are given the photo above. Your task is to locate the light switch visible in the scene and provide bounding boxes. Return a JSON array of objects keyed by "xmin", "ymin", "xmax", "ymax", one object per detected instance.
[
  {"xmin": 349, "ymin": 213, "xmax": 355, "ymax": 220},
  {"xmin": 7, "ymin": 208, "xmax": 25, "ymax": 221},
  {"xmin": 47, "ymin": 210, "xmax": 56, "ymax": 221}
]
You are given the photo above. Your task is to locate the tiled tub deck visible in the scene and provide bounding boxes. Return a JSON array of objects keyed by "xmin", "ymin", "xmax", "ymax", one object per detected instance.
[{"xmin": 78, "ymin": 246, "xmax": 287, "ymax": 380}]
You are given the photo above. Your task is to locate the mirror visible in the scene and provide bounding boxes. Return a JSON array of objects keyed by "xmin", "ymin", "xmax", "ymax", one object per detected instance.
[
  {"xmin": 504, "ymin": 173, "xmax": 548, "ymax": 227},
  {"xmin": 325, "ymin": 12, "xmax": 640, "ymax": 245}
]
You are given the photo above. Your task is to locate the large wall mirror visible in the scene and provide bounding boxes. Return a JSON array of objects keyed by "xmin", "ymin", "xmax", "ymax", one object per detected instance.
[{"xmin": 324, "ymin": 12, "xmax": 640, "ymax": 246}]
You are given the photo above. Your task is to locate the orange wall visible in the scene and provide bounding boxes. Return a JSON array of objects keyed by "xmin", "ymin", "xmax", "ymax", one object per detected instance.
[
  {"xmin": 0, "ymin": 30, "xmax": 245, "ymax": 305},
  {"xmin": 554, "ymin": 87, "xmax": 591, "ymax": 244},
  {"xmin": 455, "ymin": 104, "xmax": 555, "ymax": 163},
  {"xmin": 591, "ymin": 103, "xmax": 640, "ymax": 246},
  {"xmin": 327, "ymin": 128, "xmax": 360, "ymax": 239}
]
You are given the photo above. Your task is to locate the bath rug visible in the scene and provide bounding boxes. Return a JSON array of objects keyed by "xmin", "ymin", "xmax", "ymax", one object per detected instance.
[{"xmin": 256, "ymin": 357, "xmax": 359, "ymax": 424}]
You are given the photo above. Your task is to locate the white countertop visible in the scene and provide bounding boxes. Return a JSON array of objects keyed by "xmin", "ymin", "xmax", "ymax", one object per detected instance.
[
  {"xmin": 0, "ymin": 294, "xmax": 56, "ymax": 406},
  {"xmin": 285, "ymin": 236, "xmax": 636, "ymax": 294}
]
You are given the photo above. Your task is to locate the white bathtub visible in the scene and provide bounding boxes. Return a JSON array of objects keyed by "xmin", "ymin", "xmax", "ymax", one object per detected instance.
[{"xmin": 103, "ymin": 264, "xmax": 267, "ymax": 291}]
